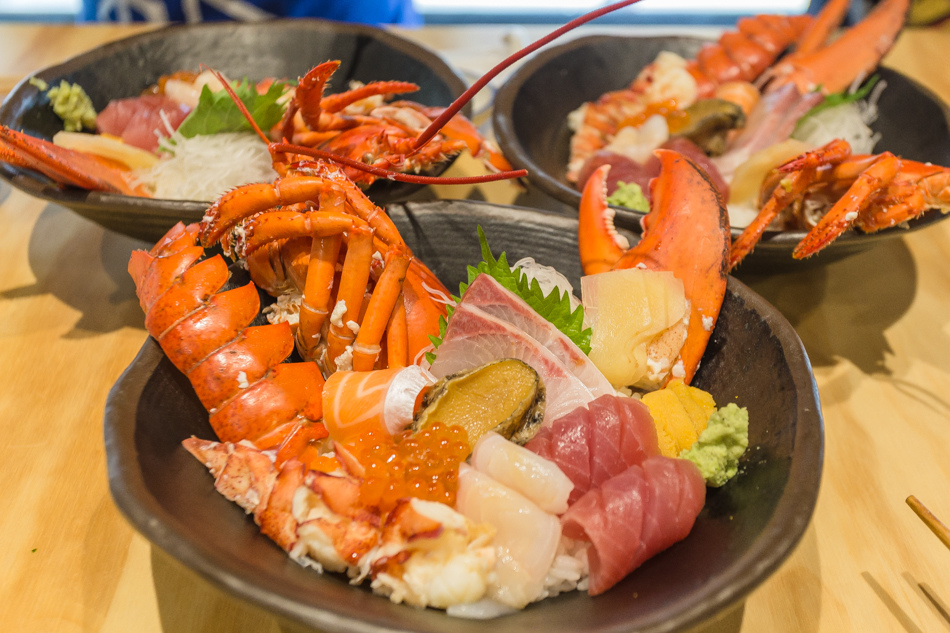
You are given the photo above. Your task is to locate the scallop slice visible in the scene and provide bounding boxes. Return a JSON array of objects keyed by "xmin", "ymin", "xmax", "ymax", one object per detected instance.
[
  {"xmin": 470, "ymin": 432, "xmax": 573, "ymax": 515},
  {"xmin": 455, "ymin": 465, "xmax": 561, "ymax": 609}
]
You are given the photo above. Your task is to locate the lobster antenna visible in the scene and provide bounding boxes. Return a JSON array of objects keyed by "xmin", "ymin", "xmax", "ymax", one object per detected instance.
[
  {"xmin": 272, "ymin": 143, "xmax": 527, "ymax": 184},
  {"xmin": 204, "ymin": 66, "xmax": 272, "ymax": 145},
  {"xmin": 409, "ymin": 0, "xmax": 647, "ymax": 155}
]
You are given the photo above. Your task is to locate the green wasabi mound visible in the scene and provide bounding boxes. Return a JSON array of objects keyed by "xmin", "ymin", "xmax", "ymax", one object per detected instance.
[
  {"xmin": 606, "ymin": 181, "xmax": 650, "ymax": 213},
  {"xmin": 680, "ymin": 403, "xmax": 749, "ymax": 487},
  {"xmin": 33, "ymin": 78, "xmax": 97, "ymax": 133}
]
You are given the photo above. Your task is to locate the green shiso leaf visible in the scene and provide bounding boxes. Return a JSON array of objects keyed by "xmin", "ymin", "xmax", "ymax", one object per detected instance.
[
  {"xmin": 426, "ymin": 226, "xmax": 591, "ymax": 364},
  {"xmin": 176, "ymin": 78, "xmax": 288, "ymax": 139},
  {"xmin": 794, "ymin": 74, "xmax": 880, "ymax": 133}
]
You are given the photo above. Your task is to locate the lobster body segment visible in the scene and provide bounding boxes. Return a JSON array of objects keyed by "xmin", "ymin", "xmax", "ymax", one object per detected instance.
[{"xmin": 129, "ymin": 222, "xmax": 323, "ymax": 448}]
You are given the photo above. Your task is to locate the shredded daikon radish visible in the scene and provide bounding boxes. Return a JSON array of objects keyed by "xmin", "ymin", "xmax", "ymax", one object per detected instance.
[
  {"xmin": 133, "ymin": 127, "xmax": 278, "ymax": 201},
  {"xmin": 791, "ymin": 79, "xmax": 886, "ymax": 154}
]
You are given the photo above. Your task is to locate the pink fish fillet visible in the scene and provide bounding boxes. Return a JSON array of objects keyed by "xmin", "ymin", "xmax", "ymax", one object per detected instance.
[
  {"xmin": 526, "ymin": 394, "xmax": 660, "ymax": 504},
  {"xmin": 429, "ymin": 303, "xmax": 596, "ymax": 425},
  {"xmin": 97, "ymin": 95, "xmax": 191, "ymax": 152},
  {"xmin": 461, "ymin": 274, "xmax": 615, "ymax": 397},
  {"xmin": 711, "ymin": 84, "xmax": 823, "ymax": 181},
  {"xmin": 561, "ymin": 456, "xmax": 705, "ymax": 596}
]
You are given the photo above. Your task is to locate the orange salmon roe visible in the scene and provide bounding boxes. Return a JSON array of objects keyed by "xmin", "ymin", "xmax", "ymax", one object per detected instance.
[
  {"xmin": 618, "ymin": 98, "xmax": 689, "ymax": 133},
  {"xmin": 351, "ymin": 422, "xmax": 469, "ymax": 512}
]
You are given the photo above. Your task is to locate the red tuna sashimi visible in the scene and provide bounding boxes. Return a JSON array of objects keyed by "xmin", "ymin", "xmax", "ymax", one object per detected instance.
[
  {"xmin": 561, "ymin": 455, "xmax": 705, "ymax": 595},
  {"xmin": 97, "ymin": 95, "xmax": 190, "ymax": 152},
  {"xmin": 462, "ymin": 274, "xmax": 614, "ymax": 397},
  {"xmin": 429, "ymin": 303, "xmax": 595, "ymax": 425},
  {"xmin": 526, "ymin": 394, "xmax": 659, "ymax": 504}
]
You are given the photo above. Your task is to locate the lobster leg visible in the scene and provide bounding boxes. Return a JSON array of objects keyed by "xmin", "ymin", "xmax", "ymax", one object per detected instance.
[
  {"xmin": 294, "ymin": 61, "xmax": 341, "ymax": 133},
  {"xmin": 235, "ymin": 209, "xmax": 364, "ymax": 257},
  {"xmin": 386, "ymin": 295, "xmax": 409, "ymax": 369},
  {"xmin": 793, "ymin": 152, "xmax": 900, "ymax": 258},
  {"xmin": 327, "ymin": 226, "xmax": 375, "ymax": 366},
  {"xmin": 289, "ymin": 161, "xmax": 409, "ymax": 248},
  {"xmin": 857, "ymin": 165, "xmax": 950, "ymax": 231},
  {"xmin": 320, "ymin": 81, "xmax": 419, "ymax": 114},
  {"xmin": 729, "ymin": 139, "xmax": 853, "ymax": 269},
  {"xmin": 299, "ymin": 234, "xmax": 343, "ymax": 362},
  {"xmin": 793, "ymin": 0, "xmax": 851, "ymax": 55},
  {"xmin": 352, "ymin": 247, "xmax": 411, "ymax": 372}
]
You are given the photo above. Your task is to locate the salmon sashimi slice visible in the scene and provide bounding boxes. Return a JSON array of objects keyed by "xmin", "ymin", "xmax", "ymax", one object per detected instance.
[{"xmin": 322, "ymin": 365, "xmax": 434, "ymax": 444}]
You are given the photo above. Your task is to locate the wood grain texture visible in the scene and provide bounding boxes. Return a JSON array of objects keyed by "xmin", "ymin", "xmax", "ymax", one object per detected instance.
[{"xmin": 1, "ymin": 22, "xmax": 949, "ymax": 633}]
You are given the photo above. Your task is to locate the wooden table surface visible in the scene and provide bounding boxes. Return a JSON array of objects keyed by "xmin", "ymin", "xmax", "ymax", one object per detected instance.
[{"xmin": 1, "ymin": 21, "xmax": 949, "ymax": 633}]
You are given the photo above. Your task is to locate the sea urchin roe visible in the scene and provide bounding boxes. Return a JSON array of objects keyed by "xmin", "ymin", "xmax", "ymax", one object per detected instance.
[{"xmin": 351, "ymin": 423, "xmax": 470, "ymax": 512}]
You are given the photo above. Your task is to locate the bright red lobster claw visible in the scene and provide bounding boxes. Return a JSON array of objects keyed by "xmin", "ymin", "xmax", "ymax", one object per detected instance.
[{"xmin": 578, "ymin": 150, "xmax": 730, "ymax": 385}]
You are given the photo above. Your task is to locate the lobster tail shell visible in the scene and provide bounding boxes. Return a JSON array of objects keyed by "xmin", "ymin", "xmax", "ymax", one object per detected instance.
[
  {"xmin": 129, "ymin": 222, "xmax": 327, "ymax": 446},
  {"xmin": 211, "ymin": 363, "xmax": 325, "ymax": 445}
]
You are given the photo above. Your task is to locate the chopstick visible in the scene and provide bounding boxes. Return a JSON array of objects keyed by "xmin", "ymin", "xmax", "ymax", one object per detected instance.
[{"xmin": 907, "ymin": 495, "xmax": 950, "ymax": 550}]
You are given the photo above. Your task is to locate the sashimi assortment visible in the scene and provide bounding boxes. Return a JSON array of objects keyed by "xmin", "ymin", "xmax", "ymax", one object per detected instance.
[
  {"xmin": 129, "ymin": 197, "xmax": 749, "ymax": 615},
  {"xmin": 566, "ymin": 0, "xmax": 950, "ymax": 267},
  {"xmin": 5, "ymin": 63, "xmax": 512, "ymax": 202}
]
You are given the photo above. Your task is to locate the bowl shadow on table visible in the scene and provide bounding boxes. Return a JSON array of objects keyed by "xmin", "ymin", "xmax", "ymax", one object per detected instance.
[
  {"xmin": 0, "ymin": 192, "xmax": 148, "ymax": 337},
  {"xmin": 732, "ymin": 236, "xmax": 918, "ymax": 374},
  {"xmin": 732, "ymin": 233, "xmax": 923, "ymax": 378}
]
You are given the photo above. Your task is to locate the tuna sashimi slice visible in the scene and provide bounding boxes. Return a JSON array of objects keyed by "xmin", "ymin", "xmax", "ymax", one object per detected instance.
[
  {"xmin": 429, "ymin": 303, "xmax": 596, "ymax": 425},
  {"xmin": 526, "ymin": 394, "xmax": 660, "ymax": 504},
  {"xmin": 97, "ymin": 95, "xmax": 191, "ymax": 152},
  {"xmin": 561, "ymin": 455, "xmax": 705, "ymax": 595},
  {"xmin": 462, "ymin": 274, "xmax": 614, "ymax": 398}
]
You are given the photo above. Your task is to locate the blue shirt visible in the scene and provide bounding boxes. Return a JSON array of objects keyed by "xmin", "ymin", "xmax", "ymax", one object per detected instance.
[{"xmin": 82, "ymin": 0, "xmax": 420, "ymax": 26}]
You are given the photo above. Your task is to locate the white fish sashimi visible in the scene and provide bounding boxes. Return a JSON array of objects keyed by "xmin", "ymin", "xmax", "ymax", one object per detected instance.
[
  {"xmin": 429, "ymin": 303, "xmax": 596, "ymax": 425},
  {"xmin": 471, "ymin": 432, "xmax": 573, "ymax": 515},
  {"xmin": 462, "ymin": 274, "xmax": 614, "ymax": 398},
  {"xmin": 456, "ymin": 464, "xmax": 562, "ymax": 609}
]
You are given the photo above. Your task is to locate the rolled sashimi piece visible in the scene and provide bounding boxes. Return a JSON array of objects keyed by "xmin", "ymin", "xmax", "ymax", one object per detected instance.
[
  {"xmin": 471, "ymin": 432, "xmax": 574, "ymax": 515},
  {"xmin": 456, "ymin": 464, "xmax": 562, "ymax": 609},
  {"xmin": 461, "ymin": 274, "xmax": 614, "ymax": 397},
  {"xmin": 429, "ymin": 303, "xmax": 595, "ymax": 425},
  {"xmin": 322, "ymin": 366, "xmax": 434, "ymax": 444},
  {"xmin": 561, "ymin": 456, "xmax": 705, "ymax": 596},
  {"xmin": 526, "ymin": 394, "xmax": 660, "ymax": 504}
]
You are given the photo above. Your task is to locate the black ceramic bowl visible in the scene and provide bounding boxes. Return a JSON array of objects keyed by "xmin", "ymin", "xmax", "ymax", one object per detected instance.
[
  {"xmin": 493, "ymin": 34, "xmax": 950, "ymax": 272},
  {"xmin": 106, "ymin": 200, "xmax": 823, "ymax": 633},
  {"xmin": 0, "ymin": 19, "xmax": 467, "ymax": 242}
]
